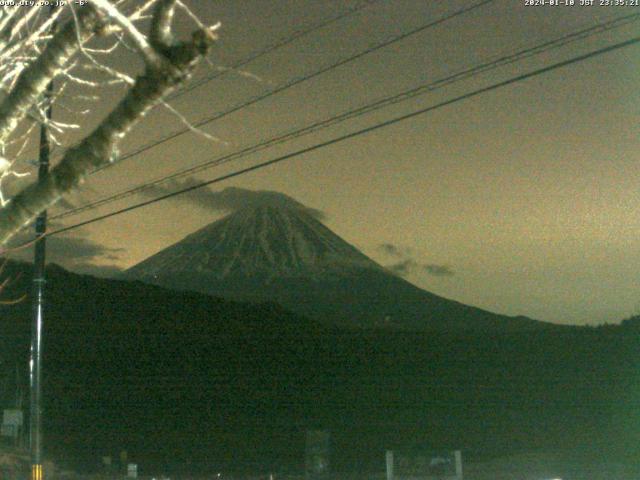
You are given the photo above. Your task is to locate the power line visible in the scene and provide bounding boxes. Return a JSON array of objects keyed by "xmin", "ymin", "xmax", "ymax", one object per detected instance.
[
  {"xmin": 20, "ymin": 0, "xmax": 381, "ymax": 162},
  {"xmin": 164, "ymin": 0, "xmax": 382, "ymax": 102},
  {"xmin": 52, "ymin": 11, "xmax": 640, "ymax": 220},
  {"xmin": 44, "ymin": 35, "xmax": 640, "ymax": 239},
  {"xmin": 87, "ymin": 0, "xmax": 495, "ymax": 175}
]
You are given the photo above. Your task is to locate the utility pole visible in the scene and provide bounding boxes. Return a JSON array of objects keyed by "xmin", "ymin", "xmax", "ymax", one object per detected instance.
[
  {"xmin": 30, "ymin": 21, "xmax": 54, "ymax": 480},
  {"xmin": 30, "ymin": 96, "xmax": 51, "ymax": 480}
]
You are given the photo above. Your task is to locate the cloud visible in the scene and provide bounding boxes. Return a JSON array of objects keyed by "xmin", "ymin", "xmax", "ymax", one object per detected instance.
[
  {"xmin": 141, "ymin": 181, "xmax": 327, "ymax": 220},
  {"xmin": 5, "ymin": 230, "xmax": 124, "ymax": 278},
  {"xmin": 423, "ymin": 264, "xmax": 454, "ymax": 277},
  {"xmin": 388, "ymin": 259, "xmax": 418, "ymax": 276},
  {"xmin": 378, "ymin": 243, "xmax": 454, "ymax": 278},
  {"xmin": 379, "ymin": 243, "xmax": 404, "ymax": 257}
]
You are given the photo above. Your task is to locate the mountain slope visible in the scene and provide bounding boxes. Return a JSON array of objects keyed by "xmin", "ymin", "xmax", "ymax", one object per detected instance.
[
  {"xmin": 124, "ymin": 198, "xmax": 549, "ymax": 332},
  {"xmin": 126, "ymin": 204, "xmax": 381, "ymax": 278}
]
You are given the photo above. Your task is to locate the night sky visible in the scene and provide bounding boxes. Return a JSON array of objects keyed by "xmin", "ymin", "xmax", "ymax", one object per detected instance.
[{"xmin": 8, "ymin": 0, "xmax": 640, "ymax": 326}]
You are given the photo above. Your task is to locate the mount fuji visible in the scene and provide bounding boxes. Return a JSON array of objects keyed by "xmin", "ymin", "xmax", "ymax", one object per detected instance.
[{"xmin": 124, "ymin": 189, "xmax": 548, "ymax": 331}]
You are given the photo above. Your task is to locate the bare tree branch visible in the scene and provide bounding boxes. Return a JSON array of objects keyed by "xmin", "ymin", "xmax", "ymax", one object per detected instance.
[
  {"xmin": 0, "ymin": 6, "xmax": 104, "ymax": 147},
  {"xmin": 150, "ymin": 0, "xmax": 176, "ymax": 48},
  {"xmin": 0, "ymin": 258, "xmax": 25, "ymax": 304},
  {"xmin": 0, "ymin": 3, "xmax": 218, "ymax": 245},
  {"xmin": 91, "ymin": 0, "xmax": 165, "ymax": 68}
]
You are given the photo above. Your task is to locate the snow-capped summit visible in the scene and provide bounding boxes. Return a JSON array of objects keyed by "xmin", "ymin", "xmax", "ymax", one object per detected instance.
[
  {"xmin": 126, "ymin": 202, "xmax": 381, "ymax": 281},
  {"xmin": 124, "ymin": 189, "xmax": 549, "ymax": 331}
]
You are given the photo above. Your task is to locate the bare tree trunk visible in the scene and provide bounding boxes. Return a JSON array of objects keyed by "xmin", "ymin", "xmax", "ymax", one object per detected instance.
[{"xmin": 0, "ymin": 1, "xmax": 217, "ymax": 245}]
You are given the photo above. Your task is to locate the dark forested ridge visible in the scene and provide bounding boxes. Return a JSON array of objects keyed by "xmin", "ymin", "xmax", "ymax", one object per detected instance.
[{"xmin": 0, "ymin": 260, "xmax": 638, "ymax": 473}]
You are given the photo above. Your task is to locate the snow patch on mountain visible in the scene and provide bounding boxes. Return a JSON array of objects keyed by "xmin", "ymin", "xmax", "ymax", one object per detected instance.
[{"xmin": 126, "ymin": 203, "xmax": 382, "ymax": 281}]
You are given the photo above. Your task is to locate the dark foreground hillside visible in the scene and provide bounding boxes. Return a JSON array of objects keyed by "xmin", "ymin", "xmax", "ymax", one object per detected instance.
[{"xmin": 0, "ymin": 261, "xmax": 638, "ymax": 474}]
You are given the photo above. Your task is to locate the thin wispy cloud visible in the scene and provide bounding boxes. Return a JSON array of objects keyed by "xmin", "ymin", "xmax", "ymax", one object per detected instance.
[
  {"xmin": 142, "ymin": 181, "xmax": 327, "ymax": 220},
  {"xmin": 378, "ymin": 243, "xmax": 454, "ymax": 278},
  {"xmin": 5, "ymin": 229, "xmax": 124, "ymax": 278}
]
